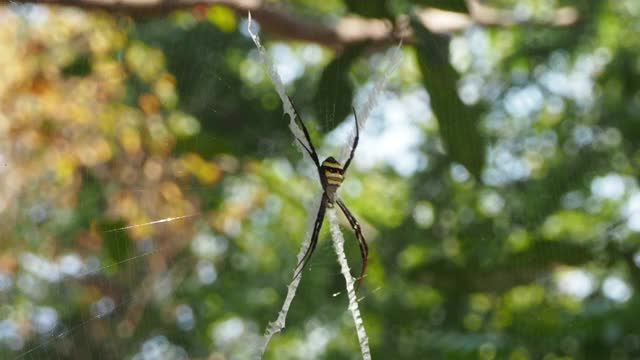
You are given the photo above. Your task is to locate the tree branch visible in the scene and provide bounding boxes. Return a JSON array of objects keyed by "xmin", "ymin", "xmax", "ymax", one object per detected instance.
[{"xmin": 7, "ymin": 0, "xmax": 579, "ymax": 49}]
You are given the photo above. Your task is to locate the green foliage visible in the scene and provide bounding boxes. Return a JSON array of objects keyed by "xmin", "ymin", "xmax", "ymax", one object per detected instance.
[
  {"xmin": 3, "ymin": 0, "xmax": 640, "ymax": 359},
  {"xmin": 344, "ymin": 0, "xmax": 393, "ymax": 19},
  {"xmin": 313, "ymin": 43, "xmax": 366, "ymax": 132},
  {"xmin": 413, "ymin": 0, "xmax": 468, "ymax": 13},
  {"xmin": 101, "ymin": 220, "xmax": 134, "ymax": 264},
  {"xmin": 62, "ymin": 54, "xmax": 92, "ymax": 77},
  {"xmin": 413, "ymin": 18, "xmax": 485, "ymax": 178}
]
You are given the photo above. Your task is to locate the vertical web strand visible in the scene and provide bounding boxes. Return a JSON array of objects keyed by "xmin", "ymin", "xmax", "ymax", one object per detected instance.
[
  {"xmin": 247, "ymin": 13, "xmax": 313, "ymax": 161},
  {"xmin": 247, "ymin": 13, "xmax": 325, "ymax": 358},
  {"xmin": 256, "ymin": 194, "xmax": 323, "ymax": 358},
  {"xmin": 328, "ymin": 209, "xmax": 371, "ymax": 360}
]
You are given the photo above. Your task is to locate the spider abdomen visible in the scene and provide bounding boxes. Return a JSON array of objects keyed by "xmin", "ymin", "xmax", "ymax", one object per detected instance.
[
  {"xmin": 321, "ymin": 156, "xmax": 344, "ymax": 205},
  {"xmin": 325, "ymin": 170, "xmax": 344, "ymax": 186}
]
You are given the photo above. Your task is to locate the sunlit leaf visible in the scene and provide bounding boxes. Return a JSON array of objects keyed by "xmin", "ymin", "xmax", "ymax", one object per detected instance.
[{"xmin": 207, "ymin": 5, "xmax": 237, "ymax": 32}]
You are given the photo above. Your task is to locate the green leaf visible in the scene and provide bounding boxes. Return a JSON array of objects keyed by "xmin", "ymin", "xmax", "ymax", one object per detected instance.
[
  {"xmin": 412, "ymin": 18, "xmax": 485, "ymax": 178},
  {"xmin": 344, "ymin": 0, "xmax": 393, "ymax": 19},
  {"xmin": 74, "ymin": 172, "xmax": 106, "ymax": 227},
  {"xmin": 62, "ymin": 55, "xmax": 91, "ymax": 77},
  {"xmin": 56, "ymin": 171, "xmax": 106, "ymax": 243},
  {"xmin": 100, "ymin": 220, "xmax": 134, "ymax": 265},
  {"xmin": 313, "ymin": 43, "xmax": 366, "ymax": 131},
  {"xmin": 413, "ymin": 0, "xmax": 468, "ymax": 13}
]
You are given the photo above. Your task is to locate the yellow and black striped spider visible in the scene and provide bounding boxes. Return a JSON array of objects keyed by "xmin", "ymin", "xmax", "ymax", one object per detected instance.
[{"xmin": 289, "ymin": 96, "xmax": 368, "ymax": 290}]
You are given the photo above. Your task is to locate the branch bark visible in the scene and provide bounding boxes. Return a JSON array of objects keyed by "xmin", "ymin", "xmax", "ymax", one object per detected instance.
[{"xmin": 6, "ymin": 0, "xmax": 578, "ymax": 49}]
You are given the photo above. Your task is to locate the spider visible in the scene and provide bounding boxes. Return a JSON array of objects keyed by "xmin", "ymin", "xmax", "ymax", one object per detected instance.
[{"xmin": 289, "ymin": 96, "xmax": 368, "ymax": 290}]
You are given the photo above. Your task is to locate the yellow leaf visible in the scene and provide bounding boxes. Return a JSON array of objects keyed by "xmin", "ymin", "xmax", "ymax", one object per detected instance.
[{"xmin": 207, "ymin": 5, "xmax": 237, "ymax": 33}]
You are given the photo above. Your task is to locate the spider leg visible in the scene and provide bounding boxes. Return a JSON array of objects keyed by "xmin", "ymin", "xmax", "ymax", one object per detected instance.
[
  {"xmin": 336, "ymin": 197, "xmax": 368, "ymax": 291},
  {"xmin": 288, "ymin": 96, "xmax": 321, "ymax": 174},
  {"xmin": 293, "ymin": 193, "xmax": 328, "ymax": 281},
  {"xmin": 296, "ymin": 137, "xmax": 314, "ymax": 159},
  {"xmin": 342, "ymin": 107, "xmax": 359, "ymax": 173}
]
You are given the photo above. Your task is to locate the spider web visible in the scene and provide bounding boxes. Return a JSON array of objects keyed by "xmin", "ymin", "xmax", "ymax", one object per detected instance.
[
  {"xmin": 6, "ymin": 3, "xmax": 631, "ymax": 360},
  {"xmin": 1, "ymin": 8, "xmax": 401, "ymax": 359},
  {"xmin": 247, "ymin": 13, "xmax": 402, "ymax": 360}
]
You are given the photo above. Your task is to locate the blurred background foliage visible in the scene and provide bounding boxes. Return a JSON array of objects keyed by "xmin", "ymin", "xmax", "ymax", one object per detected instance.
[{"xmin": 1, "ymin": 0, "xmax": 640, "ymax": 359}]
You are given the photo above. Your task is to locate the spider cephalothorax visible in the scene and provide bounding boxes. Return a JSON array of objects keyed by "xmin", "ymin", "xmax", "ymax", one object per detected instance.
[{"xmin": 289, "ymin": 97, "xmax": 368, "ymax": 290}]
